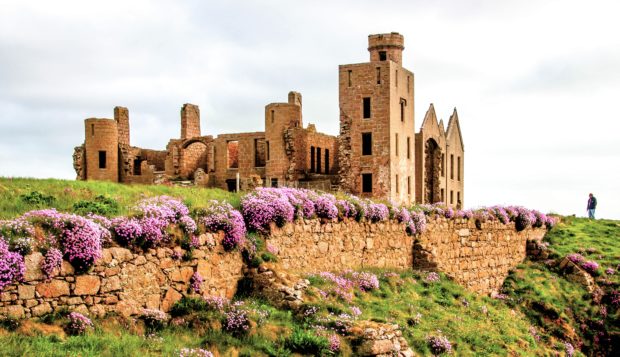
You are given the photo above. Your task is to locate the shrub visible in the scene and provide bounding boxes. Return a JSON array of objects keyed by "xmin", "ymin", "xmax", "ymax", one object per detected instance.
[
  {"xmin": 197, "ymin": 200, "xmax": 246, "ymax": 250},
  {"xmin": 284, "ymin": 328, "xmax": 329, "ymax": 355},
  {"xmin": 514, "ymin": 207, "xmax": 535, "ymax": 232},
  {"xmin": 141, "ymin": 309, "xmax": 168, "ymax": 332},
  {"xmin": 179, "ymin": 348, "xmax": 214, "ymax": 357},
  {"xmin": 0, "ymin": 219, "xmax": 35, "ymax": 255},
  {"xmin": 20, "ymin": 191, "xmax": 56, "ymax": 206},
  {"xmin": 41, "ymin": 248, "xmax": 63, "ymax": 279},
  {"xmin": 190, "ymin": 272, "xmax": 203, "ymax": 294},
  {"xmin": 0, "ymin": 239, "xmax": 25, "ymax": 291},
  {"xmin": 336, "ymin": 199, "xmax": 357, "ymax": 220},
  {"xmin": 365, "ymin": 203, "xmax": 389, "ymax": 222},
  {"xmin": 111, "ymin": 217, "xmax": 143, "ymax": 246},
  {"xmin": 241, "ymin": 188, "xmax": 294, "ymax": 232},
  {"xmin": 581, "ymin": 260, "xmax": 599, "ymax": 275},
  {"xmin": 72, "ymin": 195, "xmax": 119, "ymax": 216},
  {"xmin": 426, "ymin": 272, "xmax": 440, "ymax": 283},
  {"xmin": 222, "ymin": 308, "xmax": 250, "ymax": 336},
  {"xmin": 23, "ymin": 209, "xmax": 105, "ymax": 272},
  {"xmin": 427, "ymin": 334, "xmax": 452, "ymax": 355},
  {"xmin": 314, "ymin": 195, "xmax": 338, "ymax": 220},
  {"xmin": 65, "ymin": 312, "xmax": 93, "ymax": 335}
]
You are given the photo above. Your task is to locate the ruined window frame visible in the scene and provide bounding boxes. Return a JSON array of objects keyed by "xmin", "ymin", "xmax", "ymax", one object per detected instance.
[
  {"xmin": 362, "ymin": 173, "xmax": 373, "ymax": 193},
  {"xmin": 98, "ymin": 151, "xmax": 106, "ymax": 169},
  {"xmin": 450, "ymin": 154, "xmax": 454, "ymax": 180},
  {"xmin": 406, "ymin": 136, "xmax": 411, "ymax": 159},
  {"xmin": 457, "ymin": 156, "xmax": 461, "ymax": 181},
  {"xmin": 362, "ymin": 132, "xmax": 372, "ymax": 156},
  {"xmin": 316, "ymin": 147, "xmax": 322, "ymax": 174},
  {"xmin": 325, "ymin": 148, "xmax": 330, "ymax": 174},
  {"xmin": 379, "ymin": 51, "xmax": 387, "ymax": 61},
  {"xmin": 363, "ymin": 97, "xmax": 371, "ymax": 119},
  {"xmin": 310, "ymin": 146, "xmax": 315, "ymax": 173},
  {"xmin": 227, "ymin": 140, "xmax": 239, "ymax": 169},
  {"xmin": 395, "ymin": 174, "xmax": 399, "ymax": 193},
  {"xmin": 254, "ymin": 138, "xmax": 266, "ymax": 168},
  {"xmin": 395, "ymin": 133, "xmax": 399, "ymax": 156}
]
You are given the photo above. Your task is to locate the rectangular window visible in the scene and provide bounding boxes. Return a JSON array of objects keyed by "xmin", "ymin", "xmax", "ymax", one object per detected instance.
[
  {"xmin": 271, "ymin": 178, "xmax": 278, "ymax": 188},
  {"xmin": 316, "ymin": 148, "xmax": 322, "ymax": 174},
  {"xmin": 254, "ymin": 139, "xmax": 266, "ymax": 167},
  {"xmin": 406, "ymin": 137, "xmax": 411, "ymax": 159},
  {"xmin": 133, "ymin": 158, "xmax": 142, "ymax": 175},
  {"xmin": 457, "ymin": 156, "xmax": 461, "ymax": 181},
  {"xmin": 395, "ymin": 174, "xmax": 399, "ymax": 193},
  {"xmin": 91, "ymin": 123, "xmax": 95, "ymax": 137},
  {"xmin": 363, "ymin": 97, "xmax": 371, "ymax": 119},
  {"xmin": 325, "ymin": 149, "xmax": 330, "ymax": 173},
  {"xmin": 407, "ymin": 176, "xmax": 411, "ymax": 195},
  {"xmin": 395, "ymin": 70, "xmax": 398, "ymax": 87},
  {"xmin": 407, "ymin": 76, "xmax": 410, "ymax": 93},
  {"xmin": 400, "ymin": 98, "xmax": 406, "ymax": 122},
  {"xmin": 376, "ymin": 67, "xmax": 381, "ymax": 84},
  {"xmin": 310, "ymin": 146, "xmax": 315, "ymax": 173},
  {"xmin": 271, "ymin": 110, "xmax": 275, "ymax": 123},
  {"xmin": 362, "ymin": 132, "xmax": 372, "ymax": 155},
  {"xmin": 98, "ymin": 151, "xmax": 106, "ymax": 169},
  {"xmin": 457, "ymin": 192, "xmax": 461, "ymax": 207},
  {"xmin": 441, "ymin": 154, "xmax": 445, "ymax": 177},
  {"xmin": 379, "ymin": 51, "xmax": 386, "ymax": 61},
  {"xmin": 362, "ymin": 173, "xmax": 373, "ymax": 193},
  {"xmin": 227, "ymin": 141, "xmax": 239, "ymax": 169},
  {"xmin": 395, "ymin": 133, "xmax": 399, "ymax": 156},
  {"xmin": 348, "ymin": 70, "xmax": 352, "ymax": 87},
  {"xmin": 450, "ymin": 190, "xmax": 454, "ymax": 204},
  {"xmin": 266, "ymin": 141, "xmax": 270, "ymax": 161},
  {"xmin": 441, "ymin": 188, "xmax": 445, "ymax": 202},
  {"xmin": 450, "ymin": 154, "xmax": 454, "ymax": 180}
]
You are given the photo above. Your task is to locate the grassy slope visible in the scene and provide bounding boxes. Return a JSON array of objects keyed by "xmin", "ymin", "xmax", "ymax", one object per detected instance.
[
  {"xmin": 502, "ymin": 217, "xmax": 620, "ymax": 355},
  {"xmin": 0, "ymin": 178, "xmax": 617, "ymax": 355},
  {"xmin": 0, "ymin": 177, "xmax": 240, "ymax": 219}
]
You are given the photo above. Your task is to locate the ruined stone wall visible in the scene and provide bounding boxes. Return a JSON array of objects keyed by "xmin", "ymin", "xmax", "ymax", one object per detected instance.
[
  {"xmin": 212, "ymin": 132, "xmax": 266, "ymax": 190},
  {"xmin": 84, "ymin": 118, "xmax": 119, "ymax": 182},
  {"xmin": 0, "ymin": 232, "xmax": 243, "ymax": 320},
  {"xmin": 265, "ymin": 102, "xmax": 302, "ymax": 184},
  {"xmin": 181, "ymin": 104, "xmax": 201, "ymax": 140},
  {"xmin": 180, "ymin": 142, "xmax": 208, "ymax": 178},
  {"xmin": 1, "ymin": 219, "xmax": 547, "ymax": 320},
  {"xmin": 267, "ymin": 220, "xmax": 414, "ymax": 272},
  {"xmin": 303, "ymin": 129, "xmax": 339, "ymax": 175},
  {"xmin": 414, "ymin": 218, "xmax": 546, "ymax": 294},
  {"xmin": 268, "ymin": 218, "xmax": 546, "ymax": 295},
  {"xmin": 338, "ymin": 62, "xmax": 391, "ymax": 198}
]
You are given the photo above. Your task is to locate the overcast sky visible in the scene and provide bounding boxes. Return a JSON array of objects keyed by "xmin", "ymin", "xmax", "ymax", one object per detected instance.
[{"xmin": 1, "ymin": 0, "xmax": 619, "ymax": 219}]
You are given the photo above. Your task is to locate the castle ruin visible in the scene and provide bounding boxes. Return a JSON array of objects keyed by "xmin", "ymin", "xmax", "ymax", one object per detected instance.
[{"xmin": 73, "ymin": 32, "xmax": 465, "ymax": 207}]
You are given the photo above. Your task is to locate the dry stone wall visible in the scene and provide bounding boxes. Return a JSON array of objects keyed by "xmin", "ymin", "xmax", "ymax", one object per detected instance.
[
  {"xmin": 414, "ymin": 218, "xmax": 547, "ymax": 294},
  {"xmin": 267, "ymin": 219, "xmax": 414, "ymax": 272},
  {"xmin": 1, "ymin": 218, "xmax": 547, "ymax": 320},
  {"xmin": 0, "ymin": 232, "xmax": 243, "ymax": 320}
]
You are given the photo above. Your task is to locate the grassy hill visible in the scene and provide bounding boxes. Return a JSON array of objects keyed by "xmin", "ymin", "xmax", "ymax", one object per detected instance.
[
  {"xmin": 0, "ymin": 178, "xmax": 618, "ymax": 356},
  {"xmin": 0, "ymin": 177, "xmax": 240, "ymax": 219}
]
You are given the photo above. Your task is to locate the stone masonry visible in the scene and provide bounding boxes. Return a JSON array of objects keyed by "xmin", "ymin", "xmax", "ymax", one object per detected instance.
[
  {"xmin": 73, "ymin": 32, "xmax": 465, "ymax": 207},
  {"xmin": 1, "ymin": 218, "xmax": 546, "ymax": 320}
]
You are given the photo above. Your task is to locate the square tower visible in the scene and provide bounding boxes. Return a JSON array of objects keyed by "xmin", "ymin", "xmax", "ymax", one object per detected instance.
[{"xmin": 338, "ymin": 32, "xmax": 415, "ymax": 204}]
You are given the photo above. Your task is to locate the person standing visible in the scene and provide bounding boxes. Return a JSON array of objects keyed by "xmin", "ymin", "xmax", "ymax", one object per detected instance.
[{"xmin": 587, "ymin": 193, "xmax": 597, "ymax": 219}]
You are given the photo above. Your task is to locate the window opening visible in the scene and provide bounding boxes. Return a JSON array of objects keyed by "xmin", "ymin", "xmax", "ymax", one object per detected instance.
[{"xmin": 362, "ymin": 133, "xmax": 372, "ymax": 155}]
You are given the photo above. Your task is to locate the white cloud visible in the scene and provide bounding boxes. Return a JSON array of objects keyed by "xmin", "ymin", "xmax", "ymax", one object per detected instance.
[{"xmin": 1, "ymin": 0, "xmax": 619, "ymax": 218}]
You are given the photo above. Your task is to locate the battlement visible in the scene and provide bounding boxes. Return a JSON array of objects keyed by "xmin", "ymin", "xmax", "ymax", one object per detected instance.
[{"xmin": 368, "ymin": 32, "xmax": 405, "ymax": 65}]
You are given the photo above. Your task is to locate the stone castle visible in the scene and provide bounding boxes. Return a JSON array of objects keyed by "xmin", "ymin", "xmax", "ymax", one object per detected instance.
[{"xmin": 73, "ymin": 32, "xmax": 465, "ymax": 207}]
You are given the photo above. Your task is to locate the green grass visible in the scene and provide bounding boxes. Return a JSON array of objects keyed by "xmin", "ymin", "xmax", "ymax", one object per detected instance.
[
  {"xmin": 502, "ymin": 217, "xmax": 619, "ymax": 356},
  {"xmin": 0, "ymin": 177, "xmax": 240, "ymax": 219}
]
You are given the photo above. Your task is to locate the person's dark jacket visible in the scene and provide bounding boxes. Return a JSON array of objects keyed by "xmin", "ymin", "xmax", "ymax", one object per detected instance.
[{"xmin": 587, "ymin": 197, "xmax": 597, "ymax": 209}]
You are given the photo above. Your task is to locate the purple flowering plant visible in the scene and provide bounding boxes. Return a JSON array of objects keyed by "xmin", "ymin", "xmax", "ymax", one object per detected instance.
[
  {"xmin": 0, "ymin": 239, "xmax": 25, "ymax": 291},
  {"xmin": 197, "ymin": 200, "xmax": 246, "ymax": 251},
  {"xmin": 65, "ymin": 312, "xmax": 93, "ymax": 335}
]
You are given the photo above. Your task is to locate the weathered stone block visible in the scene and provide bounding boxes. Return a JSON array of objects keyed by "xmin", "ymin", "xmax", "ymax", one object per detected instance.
[
  {"xmin": 36, "ymin": 280, "xmax": 69, "ymax": 298},
  {"xmin": 74, "ymin": 275, "xmax": 101, "ymax": 295}
]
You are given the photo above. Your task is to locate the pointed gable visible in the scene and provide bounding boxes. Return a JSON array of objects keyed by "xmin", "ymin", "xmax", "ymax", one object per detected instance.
[
  {"xmin": 446, "ymin": 108, "xmax": 464, "ymax": 151},
  {"xmin": 420, "ymin": 103, "xmax": 442, "ymax": 135}
]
